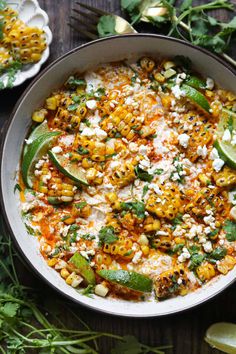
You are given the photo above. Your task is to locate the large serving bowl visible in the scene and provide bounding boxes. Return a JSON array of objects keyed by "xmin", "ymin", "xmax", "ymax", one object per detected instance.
[{"xmin": 1, "ymin": 34, "xmax": 236, "ymax": 317}]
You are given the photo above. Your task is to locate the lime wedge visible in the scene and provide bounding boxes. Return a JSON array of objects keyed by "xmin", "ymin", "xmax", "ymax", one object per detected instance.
[
  {"xmin": 217, "ymin": 108, "xmax": 236, "ymax": 138},
  {"xmin": 97, "ymin": 269, "xmax": 152, "ymax": 293},
  {"xmin": 23, "ymin": 121, "xmax": 50, "ymax": 157},
  {"xmin": 182, "ymin": 84, "xmax": 210, "ymax": 113},
  {"xmin": 185, "ymin": 76, "xmax": 206, "ymax": 90},
  {"xmin": 69, "ymin": 253, "xmax": 95, "ymax": 285},
  {"xmin": 22, "ymin": 132, "xmax": 61, "ymax": 188},
  {"xmin": 214, "ymin": 140, "xmax": 236, "ymax": 169},
  {"xmin": 48, "ymin": 150, "xmax": 88, "ymax": 185},
  {"xmin": 205, "ymin": 322, "xmax": 236, "ymax": 354}
]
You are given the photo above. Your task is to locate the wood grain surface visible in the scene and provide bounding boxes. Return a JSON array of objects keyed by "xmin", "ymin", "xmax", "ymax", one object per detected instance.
[{"xmin": 1, "ymin": 1, "xmax": 236, "ymax": 353}]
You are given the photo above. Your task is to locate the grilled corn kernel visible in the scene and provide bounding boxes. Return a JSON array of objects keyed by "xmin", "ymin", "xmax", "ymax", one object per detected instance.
[
  {"xmin": 140, "ymin": 57, "xmax": 155, "ymax": 72},
  {"xmin": 46, "ymin": 96, "xmax": 58, "ymax": 110},
  {"xmin": 66, "ymin": 272, "xmax": 83, "ymax": 287},
  {"xmin": 141, "ymin": 245, "xmax": 150, "ymax": 256},
  {"xmin": 95, "ymin": 284, "xmax": 109, "ymax": 297},
  {"xmin": 32, "ymin": 109, "xmax": 47, "ymax": 122},
  {"xmin": 154, "ymin": 72, "xmax": 165, "ymax": 83},
  {"xmin": 60, "ymin": 268, "xmax": 70, "ymax": 279},
  {"xmin": 138, "ymin": 234, "xmax": 149, "ymax": 246}
]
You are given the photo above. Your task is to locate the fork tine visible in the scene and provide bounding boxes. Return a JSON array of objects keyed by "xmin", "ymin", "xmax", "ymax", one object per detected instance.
[
  {"xmin": 72, "ymin": 8, "xmax": 99, "ymax": 23},
  {"xmin": 70, "ymin": 15, "xmax": 97, "ymax": 32},
  {"xmin": 76, "ymin": 2, "xmax": 110, "ymax": 16},
  {"xmin": 68, "ymin": 22, "xmax": 98, "ymax": 40}
]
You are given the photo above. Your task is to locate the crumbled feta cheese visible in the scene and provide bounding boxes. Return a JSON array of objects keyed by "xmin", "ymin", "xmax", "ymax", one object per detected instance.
[
  {"xmin": 35, "ymin": 159, "xmax": 45, "ymax": 169},
  {"xmin": 139, "ymin": 157, "xmax": 151, "ymax": 171},
  {"xmin": 94, "ymin": 127, "xmax": 107, "ymax": 140},
  {"xmin": 212, "ymin": 158, "xmax": 225, "ymax": 172},
  {"xmin": 203, "ymin": 241, "xmax": 213, "ymax": 253},
  {"xmin": 51, "ymin": 146, "xmax": 62, "ymax": 153},
  {"xmin": 171, "ymin": 85, "xmax": 185, "ymax": 99},
  {"xmin": 81, "ymin": 127, "xmax": 95, "ymax": 137},
  {"xmin": 203, "ymin": 214, "xmax": 215, "ymax": 226},
  {"xmin": 209, "ymin": 148, "xmax": 219, "ymax": 160},
  {"xmin": 149, "ymin": 183, "xmax": 163, "ymax": 195},
  {"xmin": 228, "ymin": 190, "xmax": 236, "ymax": 205},
  {"xmin": 86, "ymin": 100, "xmax": 97, "ymax": 110},
  {"xmin": 171, "ymin": 172, "xmax": 180, "ymax": 181},
  {"xmin": 132, "ymin": 250, "xmax": 142, "ymax": 264},
  {"xmin": 129, "ymin": 142, "xmax": 138, "ymax": 152},
  {"xmin": 178, "ymin": 133, "xmax": 190, "ymax": 148},
  {"xmin": 222, "ymin": 129, "xmax": 231, "ymax": 142},
  {"xmin": 139, "ymin": 144, "xmax": 148, "ymax": 154},
  {"xmin": 178, "ymin": 247, "xmax": 191, "ymax": 263},
  {"xmin": 177, "ymin": 278, "xmax": 183, "ymax": 285},
  {"xmin": 231, "ymin": 133, "xmax": 236, "ymax": 146},
  {"xmin": 206, "ymin": 78, "xmax": 214, "ymax": 90},
  {"xmin": 176, "ymin": 72, "xmax": 187, "ymax": 85},
  {"xmin": 197, "ymin": 145, "xmax": 208, "ymax": 159},
  {"xmin": 219, "ymin": 239, "xmax": 225, "ymax": 246},
  {"xmin": 110, "ymin": 161, "xmax": 120, "ymax": 169}
]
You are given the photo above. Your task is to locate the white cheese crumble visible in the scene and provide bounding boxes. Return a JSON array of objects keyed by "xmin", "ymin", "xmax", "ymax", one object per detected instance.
[
  {"xmin": 222, "ymin": 129, "xmax": 231, "ymax": 142},
  {"xmin": 132, "ymin": 250, "xmax": 142, "ymax": 264},
  {"xmin": 206, "ymin": 78, "xmax": 214, "ymax": 90},
  {"xmin": 51, "ymin": 146, "xmax": 62, "ymax": 153},
  {"xmin": 209, "ymin": 148, "xmax": 219, "ymax": 160},
  {"xmin": 178, "ymin": 134, "xmax": 190, "ymax": 148},
  {"xmin": 203, "ymin": 241, "xmax": 213, "ymax": 253},
  {"xmin": 212, "ymin": 158, "xmax": 225, "ymax": 172},
  {"xmin": 149, "ymin": 183, "xmax": 163, "ymax": 195},
  {"xmin": 86, "ymin": 100, "xmax": 97, "ymax": 110},
  {"xmin": 178, "ymin": 247, "xmax": 191, "ymax": 263},
  {"xmin": 197, "ymin": 145, "xmax": 208, "ymax": 159},
  {"xmin": 171, "ymin": 85, "xmax": 185, "ymax": 99}
]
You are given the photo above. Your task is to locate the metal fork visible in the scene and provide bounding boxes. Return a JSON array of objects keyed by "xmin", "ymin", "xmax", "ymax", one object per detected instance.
[{"xmin": 69, "ymin": 1, "xmax": 136, "ymax": 40}]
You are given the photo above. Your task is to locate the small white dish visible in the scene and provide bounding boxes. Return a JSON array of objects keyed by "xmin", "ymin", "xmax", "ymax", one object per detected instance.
[{"xmin": 0, "ymin": 0, "xmax": 52, "ymax": 88}]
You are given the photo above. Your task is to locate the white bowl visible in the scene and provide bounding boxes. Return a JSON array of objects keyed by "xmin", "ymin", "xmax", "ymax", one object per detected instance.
[
  {"xmin": 1, "ymin": 34, "xmax": 236, "ymax": 317},
  {"xmin": 0, "ymin": 0, "xmax": 52, "ymax": 88}
]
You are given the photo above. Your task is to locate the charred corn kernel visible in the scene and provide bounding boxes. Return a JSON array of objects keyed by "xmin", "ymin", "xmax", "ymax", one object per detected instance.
[
  {"xmin": 198, "ymin": 174, "xmax": 211, "ymax": 186},
  {"xmin": 175, "ymin": 237, "xmax": 185, "ymax": 245},
  {"xmin": 86, "ymin": 168, "xmax": 97, "ymax": 181},
  {"xmin": 215, "ymin": 221, "xmax": 221, "ymax": 228},
  {"xmin": 64, "ymin": 216, "xmax": 76, "ymax": 225},
  {"xmin": 140, "ymin": 126, "xmax": 156, "ymax": 138},
  {"xmin": 66, "ymin": 272, "xmax": 83, "ymax": 287},
  {"xmin": 105, "ymin": 192, "xmax": 118, "ymax": 203},
  {"xmin": 154, "ymin": 71, "xmax": 165, "ymax": 83},
  {"xmin": 81, "ymin": 158, "xmax": 93, "ymax": 169},
  {"xmin": 217, "ymin": 255, "xmax": 236, "ymax": 275},
  {"xmin": 80, "ymin": 205, "xmax": 91, "ymax": 218},
  {"xmin": 196, "ymin": 263, "xmax": 215, "ymax": 282},
  {"xmin": 163, "ymin": 61, "xmax": 175, "ymax": 70},
  {"xmin": 110, "ymin": 161, "xmax": 136, "ymax": 187},
  {"xmin": 76, "ymin": 106, "xmax": 87, "ymax": 118},
  {"xmin": 47, "ymin": 258, "xmax": 58, "ymax": 267},
  {"xmin": 141, "ymin": 245, "xmax": 149, "ymax": 255},
  {"xmin": 32, "ymin": 108, "xmax": 47, "ymax": 122},
  {"xmin": 95, "ymin": 284, "xmax": 109, "ymax": 297},
  {"xmin": 46, "ymin": 96, "xmax": 58, "ymax": 110},
  {"xmin": 205, "ymin": 90, "xmax": 214, "ymax": 98},
  {"xmin": 140, "ymin": 57, "xmax": 155, "ymax": 72},
  {"xmin": 143, "ymin": 218, "xmax": 161, "ymax": 233},
  {"xmin": 138, "ymin": 234, "xmax": 149, "ymax": 246},
  {"xmin": 70, "ymin": 152, "xmax": 83, "ymax": 161},
  {"xmin": 70, "ymin": 115, "xmax": 81, "ymax": 129},
  {"xmin": 60, "ymin": 268, "xmax": 70, "ymax": 279},
  {"xmin": 227, "ymin": 92, "xmax": 236, "ymax": 101},
  {"xmin": 210, "ymin": 101, "xmax": 221, "ymax": 118},
  {"xmin": 38, "ymin": 185, "xmax": 48, "ymax": 193},
  {"xmin": 213, "ymin": 166, "xmax": 236, "ymax": 187}
]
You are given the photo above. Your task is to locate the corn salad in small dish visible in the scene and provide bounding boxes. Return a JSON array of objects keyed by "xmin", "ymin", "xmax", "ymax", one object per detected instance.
[
  {"xmin": 19, "ymin": 56, "xmax": 236, "ymax": 302},
  {"xmin": 0, "ymin": 0, "xmax": 52, "ymax": 89}
]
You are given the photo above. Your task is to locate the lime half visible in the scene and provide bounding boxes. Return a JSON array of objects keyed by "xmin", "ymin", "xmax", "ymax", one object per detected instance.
[
  {"xmin": 69, "ymin": 253, "xmax": 95, "ymax": 285},
  {"xmin": 217, "ymin": 108, "xmax": 236, "ymax": 138},
  {"xmin": 23, "ymin": 121, "xmax": 50, "ymax": 157},
  {"xmin": 22, "ymin": 131, "xmax": 61, "ymax": 188},
  {"xmin": 185, "ymin": 76, "xmax": 206, "ymax": 90},
  {"xmin": 48, "ymin": 150, "xmax": 88, "ymax": 185},
  {"xmin": 97, "ymin": 269, "xmax": 153, "ymax": 293},
  {"xmin": 182, "ymin": 84, "xmax": 210, "ymax": 113},
  {"xmin": 214, "ymin": 140, "xmax": 236, "ymax": 169},
  {"xmin": 205, "ymin": 322, "xmax": 236, "ymax": 354}
]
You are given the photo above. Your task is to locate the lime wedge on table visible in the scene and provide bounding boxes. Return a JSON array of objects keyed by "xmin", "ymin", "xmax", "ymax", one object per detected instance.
[
  {"xmin": 182, "ymin": 84, "xmax": 210, "ymax": 113},
  {"xmin": 69, "ymin": 253, "xmax": 95, "ymax": 285},
  {"xmin": 97, "ymin": 269, "xmax": 152, "ymax": 293},
  {"xmin": 205, "ymin": 322, "xmax": 236, "ymax": 354},
  {"xmin": 48, "ymin": 150, "xmax": 88, "ymax": 185},
  {"xmin": 217, "ymin": 108, "xmax": 236, "ymax": 138},
  {"xmin": 23, "ymin": 121, "xmax": 50, "ymax": 157},
  {"xmin": 22, "ymin": 132, "xmax": 61, "ymax": 188},
  {"xmin": 214, "ymin": 140, "xmax": 236, "ymax": 169}
]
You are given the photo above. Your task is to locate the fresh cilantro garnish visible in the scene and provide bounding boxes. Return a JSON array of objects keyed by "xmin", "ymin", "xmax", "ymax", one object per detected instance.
[
  {"xmin": 61, "ymin": 215, "xmax": 71, "ymax": 222},
  {"xmin": 208, "ymin": 247, "xmax": 227, "ymax": 261},
  {"xmin": 170, "ymin": 156, "xmax": 185, "ymax": 184},
  {"xmin": 68, "ymin": 103, "xmax": 79, "ymax": 111},
  {"xmin": 227, "ymin": 114, "xmax": 234, "ymax": 134},
  {"xmin": 189, "ymin": 253, "xmax": 205, "ymax": 271},
  {"xmin": 66, "ymin": 76, "xmax": 86, "ymax": 89},
  {"xmin": 69, "ymin": 224, "xmax": 79, "ymax": 232},
  {"xmin": 154, "ymin": 168, "xmax": 164, "ymax": 175},
  {"xmin": 168, "ymin": 243, "xmax": 184, "ymax": 255},
  {"xmin": 97, "ymin": 15, "xmax": 117, "ymax": 37},
  {"xmin": 82, "ymin": 118, "xmax": 91, "ymax": 127},
  {"xmin": 81, "ymin": 233, "xmax": 95, "ymax": 240},
  {"xmin": 135, "ymin": 166, "xmax": 153, "ymax": 182},
  {"xmin": 14, "ymin": 184, "xmax": 22, "ymax": 193},
  {"xmin": 81, "ymin": 284, "xmax": 94, "ymax": 297},
  {"xmin": 142, "ymin": 185, "xmax": 149, "ymax": 199},
  {"xmin": 94, "ymin": 87, "xmax": 106, "ymax": 98},
  {"xmin": 171, "ymin": 214, "xmax": 183, "ymax": 230},
  {"xmin": 223, "ymin": 220, "xmax": 236, "ymax": 241},
  {"xmin": 120, "ymin": 201, "xmax": 146, "ymax": 219},
  {"xmin": 105, "ymin": 153, "xmax": 117, "ymax": 159},
  {"xmin": 77, "ymin": 147, "xmax": 89, "ymax": 155},
  {"xmin": 98, "ymin": 226, "xmax": 118, "ymax": 246},
  {"xmin": 75, "ymin": 201, "xmax": 87, "ymax": 209},
  {"xmin": 208, "ymin": 228, "xmax": 220, "ymax": 239}
]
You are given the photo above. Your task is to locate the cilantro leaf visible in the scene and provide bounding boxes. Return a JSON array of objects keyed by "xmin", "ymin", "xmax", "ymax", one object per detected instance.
[
  {"xmin": 98, "ymin": 226, "xmax": 118, "ymax": 246},
  {"xmin": 180, "ymin": 0, "xmax": 193, "ymax": 11},
  {"xmin": 111, "ymin": 335, "xmax": 142, "ymax": 354},
  {"xmin": 0, "ymin": 302, "xmax": 19, "ymax": 317},
  {"xmin": 75, "ymin": 201, "xmax": 87, "ymax": 209},
  {"xmin": 189, "ymin": 253, "xmax": 205, "ymax": 271},
  {"xmin": 97, "ymin": 15, "xmax": 117, "ymax": 37},
  {"xmin": 223, "ymin": 220, "xmax": 236, "ymax": 241},
  {"xmin": 209, "ymin": 247, "xmax": 227, "ymax": 261},
  {"xmin": 135, "ymin": 166, "xmax": 153, "ymax": 182},
  {"xmin": 66, "ymin": 76, "xmax": 86, "ymax": 89},
  {"xmin": 121, "ymin": 201, "xmax": 146, "ymax": 219},
  {"xmin": 142, "ymin": 185, "xmax": 149, "ymax": 198}
]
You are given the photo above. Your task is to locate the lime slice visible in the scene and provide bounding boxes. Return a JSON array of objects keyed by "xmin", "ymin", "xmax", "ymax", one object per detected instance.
[
  {"xmin": 48, "ymin": 150, "xmax": 88, "ymax": 185},
  {"xmin": 185, "ymin": 76, "xmax": 206, "ymax": 90},
  {"xmin": 97, "ymin": 269, "xmax": 152, "ymax": 293},
  {"xmin": 205, "ymin": 322, "xmax": 236, "ymax": 354},
  {"xmin": 214, "ymin": 140, "xmax": 236, "ymax": 169},
  {"xmin": 22, "ymin": 132, "xmax": 61, "ymax": 188},
  {"xmin": 23, "ymin": 121, "xmax": 50, "ymax": 157},
  {"xmin": 182, "ymin": 84, "xmax": 210, "ymax": 113},
  {"xmin": 217, "ymin": 108, "xmax": 236, "ymax": 138},
  {"xmin": 69, "ymin": 253, "xmax": 95, "ymax": 285}
]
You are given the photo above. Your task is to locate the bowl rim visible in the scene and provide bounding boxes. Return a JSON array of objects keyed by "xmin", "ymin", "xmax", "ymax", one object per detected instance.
[{"xmin": 1, "ymin": 33, "xmax": 236, "ymax": 318}]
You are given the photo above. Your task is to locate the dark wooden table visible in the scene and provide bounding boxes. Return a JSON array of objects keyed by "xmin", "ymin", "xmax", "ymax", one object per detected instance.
[{"xmin": 1, "ymin": 1, "xmax": 236, "ymax": 353}]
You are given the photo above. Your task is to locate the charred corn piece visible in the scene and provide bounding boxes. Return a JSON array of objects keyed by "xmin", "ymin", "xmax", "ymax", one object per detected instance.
[
  {"xmin": 140, "ymin": 57, "xmax": 155, "ymax": 72},
  {"xmin": 32, "ymin": 108, "xmax": 47, "ymax": 123},
  {"xmin": 196, "ymin": 262, "xmax": 215, "ymax": 282},
  {"xmin": 110, "ymin": 161, "xmax": 136, "ymax": 187},
  {"xmin": 217, "ymin": 255, "xmax": 236, "ymax": 275},
  {"xmin": 103, "ymin": 237, "xmax": 134, "ymax": 260},
  {"xmin": 153, "ymin": 266, "xmax": 188, "ymax": 299},
  {"xmin": 213, "ymin": 166, "xmax": 236, "ymax": 187}
]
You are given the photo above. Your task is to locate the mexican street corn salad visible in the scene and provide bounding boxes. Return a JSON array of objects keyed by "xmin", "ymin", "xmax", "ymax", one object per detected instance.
[
  {"xmin": 0, "ymin": 0, "xmax": 47, "ymax": 88},
  {"xmin": 19, "ymin": 56, "xmax": 236, "ymax": 301}
]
